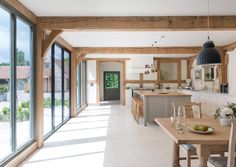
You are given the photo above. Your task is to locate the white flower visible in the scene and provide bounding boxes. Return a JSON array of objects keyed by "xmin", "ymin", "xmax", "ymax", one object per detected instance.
[{"xmin": 220, "ymin": 106, "xmax": 233, "ymax": 117}]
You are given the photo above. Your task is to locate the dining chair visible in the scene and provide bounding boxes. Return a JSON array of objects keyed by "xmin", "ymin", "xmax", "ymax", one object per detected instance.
[
  {"xmin": 208, "ymin": 118, "xmax": 236, "ymax": 167},
  {"xmin": 172, "ymin": 102, "xmax": 202, "ymax": 167}
]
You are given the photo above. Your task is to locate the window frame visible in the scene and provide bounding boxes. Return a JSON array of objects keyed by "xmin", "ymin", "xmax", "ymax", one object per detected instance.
[{"xmin": 0, "ymin": 2, "xmax": 36, "ymax": 166}]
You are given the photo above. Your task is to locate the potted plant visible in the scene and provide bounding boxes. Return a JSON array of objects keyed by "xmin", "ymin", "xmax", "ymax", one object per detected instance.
[{"xmin": 214, "ymin": 103, "xmax": 236, "ymax": 126}]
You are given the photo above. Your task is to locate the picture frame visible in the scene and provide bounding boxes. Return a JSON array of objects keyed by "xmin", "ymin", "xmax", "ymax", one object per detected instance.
[{"xmin": 195, "ymin": 69, "xmax": 202, "ymax": 80}]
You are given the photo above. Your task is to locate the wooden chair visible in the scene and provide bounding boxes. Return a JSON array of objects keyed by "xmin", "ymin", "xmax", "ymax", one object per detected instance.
[
  {"xmin": 172, "ymin": 102, "xmax": 202, "ymax": 167},
  {"xmin": 208, "ymin": 118, "xmax": 236, "ymax": 167}
]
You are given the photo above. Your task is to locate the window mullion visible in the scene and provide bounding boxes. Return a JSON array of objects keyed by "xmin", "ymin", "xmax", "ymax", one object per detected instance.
[
  {"xmin": 10, "ymin": 13, "xmax": 17, "ymax": 152},
  {"xmin": 62, "ymin": 50, "xmax": 64, "ymax": 122}
]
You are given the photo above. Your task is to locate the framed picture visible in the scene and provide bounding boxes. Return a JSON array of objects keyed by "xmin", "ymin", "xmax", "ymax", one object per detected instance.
[{"xmin": 195, "ymin": 69, "xmax": 202, "ymax": 80}]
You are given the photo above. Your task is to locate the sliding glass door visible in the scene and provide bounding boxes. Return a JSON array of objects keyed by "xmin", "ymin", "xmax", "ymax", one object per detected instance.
[
  {"xmin": 43, "ymin": 43, "xmax": 71, "ymax": 138},
  {"xmin": 43, "ymin": 48, "xmax": 52, "ymax": 136},
  {"xmin": 0, "ymin": 3, "xmax": 35, "ymax": 165},
  {"xmin": 54, "ymin": 45, "xmax": 63, "ymax": 127},
  {"xmin": 0, "ymin": 6, "xmax": 12, "ymax": 160},
  {"xmin": 63, "ymin": 50, "xmax": 70, "ymax": 120}
]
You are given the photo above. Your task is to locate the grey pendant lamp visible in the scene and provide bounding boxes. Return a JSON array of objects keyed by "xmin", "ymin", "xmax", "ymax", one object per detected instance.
[{"xmin": 196, "ymin": 0, "xmax": 221, "ymax": 65}]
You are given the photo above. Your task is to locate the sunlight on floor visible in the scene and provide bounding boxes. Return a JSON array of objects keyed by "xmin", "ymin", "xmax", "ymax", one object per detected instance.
[
  {"xmin": 21, "ymin": 104, "xmax": 200, "ymax": 167},
  {"xmin": 21, "ymin": 105, "xmax": 111, "ymax": 167}
]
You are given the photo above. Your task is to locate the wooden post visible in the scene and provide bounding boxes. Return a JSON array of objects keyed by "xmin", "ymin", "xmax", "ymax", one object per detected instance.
[
  {"xmin": 140, "ymin": 73, "xmax": 144, "ymax": 88},
  {"xmin": 177, "ymin": 60, "xmax": 182, "ymax": 87},
  {"xmin": 122, "ymin": 61, "xmax": 126, "ymax": 106},
  {"xmin": 187, "ymin": 55, "xmax": 196, "ymax": 79},
  {"xmin": 35, "ymin": 28, "xmax": 44, "ymax": 148},
  {"xmin": 96, "ymin": 60, "xmax": 100, "ymax": 105},
  {"xmin": 70, "ymin": 50, "xmax": 77, "ymax": 117},
  {"xmin": 156, "ymin": 59, "xmax": 161, "ymax": 87},
  {"xmin": 42, "ymin": 30, "xmax": 63, "ymax": 58}
]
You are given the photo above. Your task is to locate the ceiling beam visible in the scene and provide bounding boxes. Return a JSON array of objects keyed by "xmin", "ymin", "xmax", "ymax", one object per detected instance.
[
  {"xmin": 38, "ymin": 16, "xmax": 236, "ymax": 31},
  {"xmin": 75, "ymin": 47, "xmax": 202, "ymax": 54},
  {"xmin": 56, "ymin": 36, "xmax": 73, "ymax": 51},
  {"xmin": 42, "ymin": 30, "xmax": 63, "ymax": 58},
  {"xmin": 223, "ymin": 41, "xmax": 236, "ymax": 52},
  {"xmin": 4, "ymin": 0, "xmax": 37, "ymax": 23}
]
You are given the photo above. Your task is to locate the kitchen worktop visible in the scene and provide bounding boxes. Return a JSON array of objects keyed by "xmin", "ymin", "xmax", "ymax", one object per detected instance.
[{"xmin": 133, "ymin": 90, "xmax": 191, "ymax": 97}]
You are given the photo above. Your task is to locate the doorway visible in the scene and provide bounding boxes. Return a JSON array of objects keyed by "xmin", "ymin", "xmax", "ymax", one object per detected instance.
[{"xmin": 103, "ymin": 71, "xmax": 120, "ymax": 101}]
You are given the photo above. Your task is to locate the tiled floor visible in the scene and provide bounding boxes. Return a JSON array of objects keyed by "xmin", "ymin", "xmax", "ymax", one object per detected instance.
[{"xmin": 20, "ymin": 104, "xmax": 199, "ymax": 167}]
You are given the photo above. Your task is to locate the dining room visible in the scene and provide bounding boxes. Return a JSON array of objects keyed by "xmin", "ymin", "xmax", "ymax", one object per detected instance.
[{"xmin": 1, "ymin": 0, "xmax": 236, "ymax": 167}]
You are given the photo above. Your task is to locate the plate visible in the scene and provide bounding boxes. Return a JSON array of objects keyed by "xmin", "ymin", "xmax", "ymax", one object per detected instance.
[{"xmin": 188, "ymin": 126, "xmax": 214, "ymax": 134}]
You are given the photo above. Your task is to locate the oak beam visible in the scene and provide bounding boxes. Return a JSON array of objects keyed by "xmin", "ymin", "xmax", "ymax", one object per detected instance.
[
  {"xmin": 140, "ymin": 73, "xmax": 144, "ymax": 88},
  {"xmin": 38, "ymin": 16, "xmax": 236, "ymax": 31},
  {"xmin": 224, "ymin": 41, "xmax": 236, "ymax": 52},
  {"xmin": 125, "ymin": 80, "xmax": 186, "ymax": 84},
  {"xmin": 4, "ymin": 0, "xmax": 37, "ymax": 23},
  {"xmin": 42, "ymin": 30, "xmax": 63, "ymax": 58},
  {"xmin": 187, "ymin": 55, "xmax": 197, "ymax": 78},
  {"xmin": 56, "ymin": 36, "xmax": 73, "ymax": 51},
  {"xmin": 35, "ymin": 28, "xmax": 44, "ymax": 148},
  {"xmin": 76, "ymin": 47, "xmax": 201, "ymax": 54},
  {"xmin": 71, "ymin": 50, "xmax": 77, "ymax": 117},
  {"xmin": 86, "ymin": 58, "xmax": 130, "ymax": 61},
  {"xmin": 96, "ymin": 61, "xmax": 100, "ymax": 105}
]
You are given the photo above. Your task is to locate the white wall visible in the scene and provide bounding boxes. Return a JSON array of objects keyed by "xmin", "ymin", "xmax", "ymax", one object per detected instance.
[
  {"xmin": 99, "ymin": 62, "xmax": 122, "ymax": 101},
  {"xmin": 87, "ymin": 61, "xmax": 97, "ymax": 104},
  {"xmin": 227, "ymin": 49, "xmax": 236, "ymax": 95}
]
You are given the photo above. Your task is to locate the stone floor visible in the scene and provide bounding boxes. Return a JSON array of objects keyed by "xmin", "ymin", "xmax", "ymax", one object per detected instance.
[{"xmin": 20, "ymin": 104, "xmax": 200, "ymax": 167}]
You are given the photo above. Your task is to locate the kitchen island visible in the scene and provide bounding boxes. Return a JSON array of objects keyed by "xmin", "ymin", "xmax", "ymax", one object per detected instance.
[{"xmin": 133, "ymin": 90, "xmax": 191, "ymax": 126}]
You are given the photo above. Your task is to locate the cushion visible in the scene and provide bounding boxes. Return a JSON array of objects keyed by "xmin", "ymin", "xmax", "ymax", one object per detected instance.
[
  {"xmin": 208, "ymin": 157, "xmax": 228, "ymax": 167},
  {"xmin": 181, "ymin": 144, "xmax": 197, "ymax": 153}
]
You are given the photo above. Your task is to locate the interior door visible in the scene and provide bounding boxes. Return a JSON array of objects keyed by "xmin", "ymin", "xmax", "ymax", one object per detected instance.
[{"xmin": 104, "ymin": 71, "xmax": 120, "ymax": 101}]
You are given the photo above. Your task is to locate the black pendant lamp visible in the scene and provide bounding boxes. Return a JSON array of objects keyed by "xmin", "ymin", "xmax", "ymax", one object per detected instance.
[
  {"xmin": 197, "ymin": 37, "xmax": 221, "ymax": 65},
  {"xmin": 196, "ymin": 0, "xmax": 221, "ymax": 65}
]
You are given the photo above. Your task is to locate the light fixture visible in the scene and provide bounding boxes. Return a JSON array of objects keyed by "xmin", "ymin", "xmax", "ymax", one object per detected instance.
[
  {"xmin": 144, "ymin": 43, "xmax": 158, "ymax": 74},
  {"xmin": 196, "ymin": 0, "xmax": 221, "ymax": 65}
]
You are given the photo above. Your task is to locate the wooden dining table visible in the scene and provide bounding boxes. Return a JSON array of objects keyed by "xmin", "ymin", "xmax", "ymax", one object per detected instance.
[{"xmin": 155, "ymin": 117, "xmax": 231, "ymax": 167}]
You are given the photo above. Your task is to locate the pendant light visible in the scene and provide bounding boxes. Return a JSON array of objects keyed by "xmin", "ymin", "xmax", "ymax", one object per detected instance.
[{"xmin": 196, "ymin": 0, "xmax": 221, "ymax": 65}]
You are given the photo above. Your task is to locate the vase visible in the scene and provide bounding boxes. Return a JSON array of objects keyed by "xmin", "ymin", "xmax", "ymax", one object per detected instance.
[{"xmin": 219, "ymin": 117, "xmax": 231, "ymax": 127}]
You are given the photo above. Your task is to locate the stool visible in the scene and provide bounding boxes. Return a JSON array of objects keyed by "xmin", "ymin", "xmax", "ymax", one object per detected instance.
[
  {"xmin": 135, "ymin": 99, "xmax": 143, "ymax": 124},
  {"xmin": 131, "ymin": 98, "xmax": 138, "ymax": 120}
]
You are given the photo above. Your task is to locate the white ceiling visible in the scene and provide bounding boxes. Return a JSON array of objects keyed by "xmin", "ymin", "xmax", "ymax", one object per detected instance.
[
  {"xmin": 61, "ymin": 31, "xmax": 236, "ymax": 47},
  {"xmin": 19, "ymin": 0, "xmax": 236, "ymax": 52},
  {"xmin": 19, "ymin": 0, "xmax": 236, "ymax": 16}
]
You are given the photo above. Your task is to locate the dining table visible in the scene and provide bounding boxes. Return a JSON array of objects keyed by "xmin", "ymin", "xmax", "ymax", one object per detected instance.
[{"xmin": 155, "ymin": 117, "xmax": 231, "ymax": 167}]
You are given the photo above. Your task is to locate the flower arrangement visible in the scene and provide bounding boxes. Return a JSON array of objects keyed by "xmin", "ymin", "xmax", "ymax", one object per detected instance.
[{"xmin": 214, "ymin": 103, "xmax": 236, "ymax": 119}]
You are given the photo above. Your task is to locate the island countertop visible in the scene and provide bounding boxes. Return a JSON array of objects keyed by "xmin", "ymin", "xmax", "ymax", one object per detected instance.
[{"xmin": 133, "ymin": 90, "xmax": 192, "ymax": 97}]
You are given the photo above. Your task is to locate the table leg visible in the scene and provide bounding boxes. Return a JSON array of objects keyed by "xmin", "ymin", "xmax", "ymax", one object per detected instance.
[
  {"xmin": 172, "ymin": 141, "xmax": 181, "ymax": 167},
  {"xmin": 196, "ymin": 145, "xmax": 210, "ymax": 167}
]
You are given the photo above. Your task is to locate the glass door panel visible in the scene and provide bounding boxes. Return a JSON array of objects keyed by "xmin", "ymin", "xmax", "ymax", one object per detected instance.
[
  {"xmin": 0, "ymin": 6, "xmax": 12, "ymax": 159},
  {"xmin": 63, "ymin": 51, "xmax": 70, "ymax": 120},
  {"xmin": 16, "ymin": 18, "xmax": 33, "ymax": 148},
  {"xmin": 54, "ymin": 45, "xmax": 63, "ymax": 127},
  {"xmin": 43, "ymin": 48, "xmax": 52, "ymax": 136}
]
